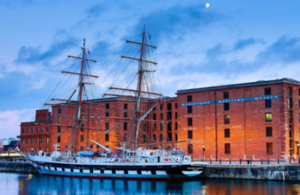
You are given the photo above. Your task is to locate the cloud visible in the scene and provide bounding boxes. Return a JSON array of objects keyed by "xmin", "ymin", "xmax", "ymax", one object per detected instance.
[
  {"xmin": 233, "ymin": 38, "xmax": 264, "ymax": 51},
  {"xmin": 256, "ymin": 36, "xmax": 300, "ymax": 64},
  {"xmin": 0, "ymin": 109, "xmax": 35, "ymax": 139},
  {"xmin": 131, "ymin": 4, "xmax": 222, "ymax": 43},
  {"xmin": 15, "ymin": 35, "xmax": 79, "ymax": 65}
]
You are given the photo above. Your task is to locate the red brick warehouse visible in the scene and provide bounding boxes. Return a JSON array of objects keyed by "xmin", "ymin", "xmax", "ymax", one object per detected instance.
[{"xmin": 18, "ymin": 78, "xmax": 300, "ymax": 162}]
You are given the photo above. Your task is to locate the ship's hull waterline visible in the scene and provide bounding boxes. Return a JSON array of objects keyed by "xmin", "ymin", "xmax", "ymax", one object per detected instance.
[{"xmin": 31, "ymin": 161, "xmax": 204, "ymax": 180}]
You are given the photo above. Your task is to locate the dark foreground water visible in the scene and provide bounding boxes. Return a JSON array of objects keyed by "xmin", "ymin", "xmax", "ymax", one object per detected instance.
[{"xmin": 1, "ymin": 173, "xmax": 300, "ymax": 195}]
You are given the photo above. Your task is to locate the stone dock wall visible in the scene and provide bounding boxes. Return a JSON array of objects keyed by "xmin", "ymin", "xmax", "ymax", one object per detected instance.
[
  {"xmin": 0, "ymin": 162, "xmax": 38, "ymax": 173},
  {"xmin": 198, "ymin": 165, "xmax": 300, "ymax": 181}
]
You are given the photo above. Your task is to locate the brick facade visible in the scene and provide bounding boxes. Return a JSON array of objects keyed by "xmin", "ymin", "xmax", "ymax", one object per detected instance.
[{"xmin": 18, "ymin": 78, "xmax": 300, "ymax": 162}]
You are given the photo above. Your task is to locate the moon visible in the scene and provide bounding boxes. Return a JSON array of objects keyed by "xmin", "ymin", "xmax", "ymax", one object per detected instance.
[{"xmin": 206, "ymin": 3, "xmax": 210, "ymax": 8}]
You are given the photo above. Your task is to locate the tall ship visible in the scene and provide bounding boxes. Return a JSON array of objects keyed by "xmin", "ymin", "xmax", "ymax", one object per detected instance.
[{"xmin": 16, "ymin": 28, "xmax": 207, "ymax": 180}]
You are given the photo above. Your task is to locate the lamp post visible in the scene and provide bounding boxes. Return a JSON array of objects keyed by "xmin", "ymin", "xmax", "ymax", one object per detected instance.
[
  {"xmin": 297, "ymin": 141, "xmax": 300, "ymax": 163},
  {"xmin": 202, "ymin": 144, "xmax": 205, "ymax": 161}
]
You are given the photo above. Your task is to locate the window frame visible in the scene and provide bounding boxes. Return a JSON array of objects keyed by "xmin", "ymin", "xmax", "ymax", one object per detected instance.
[
  {"xmin": 225, "ymin": 143, "xmax": 230, "ymax": 154},
  {"xmin": 224, "ymin": 92, "xmax": 229, "ymax": 99},
  {"xmin": 225, "ymin": 129, "xmax": 230, "ymax": 138},
  {"xmin": 265, "ymin": 88, "xmax": 271, "ymax": 95},
  {"xmin": 266, "ymin": 113, "xmax": 272, "ymax": 122}
]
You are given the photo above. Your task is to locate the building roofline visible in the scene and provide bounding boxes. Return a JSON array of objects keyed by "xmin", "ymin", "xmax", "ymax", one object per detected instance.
[{"xmin": 177, "ymin": 78, "xmax": 300, "ymax": 94}]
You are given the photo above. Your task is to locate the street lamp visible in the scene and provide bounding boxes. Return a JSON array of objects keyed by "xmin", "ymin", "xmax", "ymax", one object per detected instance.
[
  {"xmin": 202, "ymin": 144, "xmax": 205, "ymax": 161},
  {"xmin": 296, "ymin": 141, "xmax": 300, "ymax": 163}
]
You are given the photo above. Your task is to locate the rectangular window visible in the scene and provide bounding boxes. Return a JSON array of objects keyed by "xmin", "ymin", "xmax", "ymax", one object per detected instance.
[
  {"xmin": 153, "ymin": 114, "xmax": 156, "ymax": 120},
  {"xmin": 143, "ymin": 134, "xmax": 146, "ymax": 142},
  {"xmin": 299, "ymin": 89, "xmax": 300, "ymax": 96},
  {"xmin": 289, "ymin": 126, "xmax": 292, "ymax": 137},
  {"xmin": 224, "ymin": 103, "xmax": 229, "ymax": 111},
  {"xmin": 160, "ymin": 123, "xmax": 163, "ymax": 131},
  {"xmin": 167, "ymin": 133, "xmax": 172, "ymax": 141},
  {"xmin": 105, "ymin": 134, "xmax": 109, "ymax": 141},
  {"xmin": 225, "ymin": 129, "xmax": 230, "ymax": 138},
  {"xmin": 266, "ymin": 127, "xmax": 272, "ymax": 137},
  {"xmin": 22, "ymin": 128, "xmax": 24, "ymax": 133},
  {"xmin": 160, "ymin": 113, "xmax": 163, "ymax": 120},
  {"xmin": 27, "ymin": 139, "xmax": 29, "ymax": 144},
  {"xmin": 27, "ymin": 128, "xmax": 29, "ymax": 133},
  {"xmin": 124, "ymin": 134, "xmax": 127, "ymax": 141},
  {"xmin": 187, "ymin": 95, "xmax": 192, "ymax": 102},
  {"xmin": 175, "ymin": 103, "xmax": 178, "ymax": 109},
  {"xmin": 22, "ymin": 139, "xmax": 24, "ymax": 144},
  {"xmin": 80, "ymin": 146, "xmax": 84, "ymax": 151},
  {"xmin": 160, "ymin": 134, "xmax": 163, "ymax": 141},
  {"xmin": 175, "ymin": 133, "xmax": 178, "ymax": 141},
  {"xmin": 160, "ymin": 104, "xmax": 163, "ymax": 110},
  {"xmin": 168, "ymin": 123, "xmax": 172, "ymax": 131},
  {"xmin": 124, "ymin": 122, "xmax": 127, "ymax": 130},
  {"xmin": 41, "ymin": 138, "xmax": 43, "ymax": 144},
  {"xmin": 58, "ymin": 136, "xmax": 61, "ymax": 143},
  {"xmin": 188, "ymin": 144, "xmax": 193, "ymax": 154},
  {"xmin": 46, "ymin": 138, "xmax": 49, "ymax": 143},
  {"xmin": 41, "ymin": 127, "xmax": 44, "ymax": 132},
  {"xmin": 36, "ymin": 139, "xmax": 39, "ymax": 144},
  {"xmin": 267, "ymin": 142, "xmax": 273, "ymax": 154},
  {"xmin": 175, "ymin": 122, "xmax": 178, "ymax": 130},
  {"xmin": 167, "ymin": 112, "xmax": 172, "ymax": 120},
  {"xmin": 36, "ymin": 128, "xmax": 39, "ymax": 132},
  {"xmin": 106, "ymin": 103, "xmax": 109, "ymax": 109},
  {"xmin": 188, "ymin": 118, "xmax": 193, "ymax": 126},
  {"xmin": 187, "ymin": 106, "xmax": 192, "ymax": 114},
  {"xmin": 46, "ymin": 127, "xmax": 49, "ymax": 132},
  {"xmin": 58, "ymin": 126, "xmax": 61, "ymax": 133},
  {"xmin": 153, "ymin": 105, "xmax": 156, "ymax": 111},
  {"xmin": 124, "ymin": 112, "xmax": 127, "ymax": 118},
  {"xmin": 225, "ymin": 143, "xmax": 230, "ymax": 154},
  {"xmin": 265, "ymin": 88, "xmax": 271, "ymax": 95},
  {"xmin": 106, "ymin": 113, "xmax": 109, "ymax": 117},
  {"xmin": 288, "ymin": 98, "xmax": 292, "ymax": 109},
  {"xmin": 175, "ymin": 112, "xmax": 178, "ymax": 119},
  {"xmin": 153, "ymin": 123, "xmax": 156, "ymax": 131},
  {"xmin": 289, "ymin": 111, "xmax": 293, "ymax": 123},
  {"xmin": 265, "ymin": 100, "xmax": 272, "ymax": 108},
  {"xmin": 81, "ymin": 124, "xmax": 84, "ymax": 132},
  {"xmin": 58, "ymin": 108, "xmax": 61, "ymax": 114},
  {"xmin": 188, "ymin": 130, "xmax": 193, "ymax": 139},
  {"xmin": 143, "ymin": 124, "xmax": 146, "ymax": 131},
  {"xmin": 224, "ymin": 115, "xmax": 230, "ymax": 124},
  {"xmin": 58, "ymin": 117, "xmax": 61, "ymax": 123},
  {"xmin": 167, "ymin": 103, "xmax": 172, "ymax": 110},
  {"xmin": 153, "ymin": 134, "xmax": 156, "ymax": 141},
  {"xmin": 224, "ymin": 92, "xmax": 229, "ymax": 99},
  {"xmin": 288, "ymin": 87, "xmax": 292, "ymax": 96},
  {"xmin": 105, "ymin": 123, "xmax": 109, "ymax": 130},
  {"xmin": 32, "ymin": 128, "xmax": 34, "ymax": 133},
  {"xmin": 124, "ymin": 103, "xmax": 128, "ymax": 109},
  {"xmin": 266, "ymin": 113, "xmax": 272, "ymax": 122}
]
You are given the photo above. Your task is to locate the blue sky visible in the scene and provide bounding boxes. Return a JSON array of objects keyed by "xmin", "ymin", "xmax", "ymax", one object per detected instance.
[{"xmin": 1, "ymin": 0, "xmax": 300, "ymax": 138}]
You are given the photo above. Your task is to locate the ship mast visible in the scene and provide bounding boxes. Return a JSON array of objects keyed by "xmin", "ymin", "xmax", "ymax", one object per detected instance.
[
  {"xmin": 103, "ymin": 26, "xmax": 159, "ymax": 150},
  {"xmin": 64, "ymin": 39, "xmax": 97, "ymax": 153}
]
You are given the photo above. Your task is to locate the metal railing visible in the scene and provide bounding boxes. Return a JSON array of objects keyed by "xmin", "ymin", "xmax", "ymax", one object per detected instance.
[{"xmin": 192, "ymin": 158, "xmax": 295, "ymax": 165}]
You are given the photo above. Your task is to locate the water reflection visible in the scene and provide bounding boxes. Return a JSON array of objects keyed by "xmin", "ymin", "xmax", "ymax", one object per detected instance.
[{"xmin": 1, "ymin": 173, "xmax": 300, "ymax": 195}]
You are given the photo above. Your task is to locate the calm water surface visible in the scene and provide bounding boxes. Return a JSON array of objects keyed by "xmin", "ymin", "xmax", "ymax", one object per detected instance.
[{"xmin": 1, "ymin": 172, "xmax": 300, "ymax": 195}]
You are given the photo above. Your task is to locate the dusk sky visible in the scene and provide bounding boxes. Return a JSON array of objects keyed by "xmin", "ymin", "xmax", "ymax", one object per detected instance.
[{"xmin": 1, "ymin": 0, "xmax": 300, "ymax": 138}]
